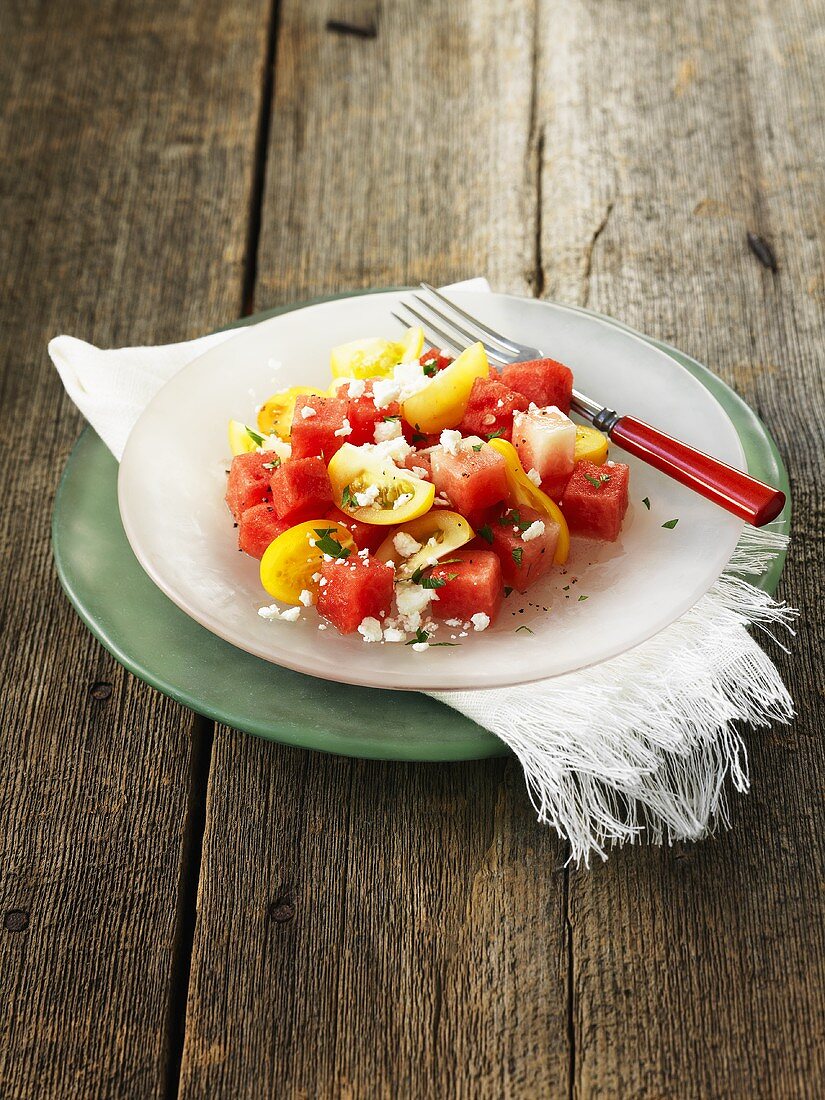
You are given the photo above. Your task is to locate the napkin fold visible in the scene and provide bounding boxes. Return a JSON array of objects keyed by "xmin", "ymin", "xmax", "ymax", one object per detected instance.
[{"xmin": 50, "ymin": 280, "xmax": 794, "ymax": 864}]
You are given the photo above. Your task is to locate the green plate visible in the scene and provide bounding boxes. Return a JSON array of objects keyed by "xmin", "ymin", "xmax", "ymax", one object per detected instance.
[{"xmin": 52, "ymin": 294, "xmax": 791, "ymax": 761}]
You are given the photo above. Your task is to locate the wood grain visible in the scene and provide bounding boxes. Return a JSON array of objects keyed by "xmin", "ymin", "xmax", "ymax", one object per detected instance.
[
  {"xmin": 180, "ymin": 2, "xmax": 572, "ymax": 1097},
  {"xmin": 0, "ymin": 1, "xmax": 269, "ymax": 1095},
  {"xmin": 534, "ymin": 0, "xmax": 824, "ymax": 1095}
]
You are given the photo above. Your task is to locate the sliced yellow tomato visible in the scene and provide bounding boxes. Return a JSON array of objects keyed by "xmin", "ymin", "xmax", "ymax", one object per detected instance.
[
  {"xmin": 330, "ymin": 326, "xmax": 424, "ymax": 381},
  {"xmin": 401, "ymin": 341, "xmax": 489, "ymax": 433},
  {"xmin": 259, "ymin": 519, "xmax": 356, "ymax": 605},
  {"xmin": 374, "ymin": 510, "xmax": 474, "ymax": 579},
  {"xmin": 257, "ymin": 386, "xmax": 326, "ymax": 439},
  {"xmin": 327, "ymin": 443, "xmax": 434, "ymax": 525},
  {"xmin": 487, "ymin": 438, "xmax": 570, "ymax": 564},
  {"xmin": 575, "ymin": 424, "xmax": 609, "ymax": 465},
  {"xmin": 228, "ymin": 419, "xmax": 265, "ymax": 456}
]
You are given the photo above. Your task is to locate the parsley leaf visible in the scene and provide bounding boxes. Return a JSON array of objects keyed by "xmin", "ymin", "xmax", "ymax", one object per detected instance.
[
  {"xmin": 246, "ymin": 427, "xmax": 266, "ymax": 446},
  {"xmin": 472, "ymin": 443, "xmax": 483, "ymax": 452},
  {"xmin": 341, "ymin": 484, "xmax": 354, "ymax": 509},
  {"xmin": 511, "ymin": 547, "xmax": 524, "ymax": 566},
  {"xmin": 661, "ymin": 518, "xmax": 679, "ymax": 529},
  {"xmin": 578, "ymin": 594, "xmax": 589, "ymax": 601},
  {"xmin": 478, "ymin": 524, "xmax": 493, "ymax": 544},
  {"xmin": 405, "ymin": 628, "xmax": 430, "ymax": 646},
  {"xmin": 419, "ymin": 576, "xmax": 446, "ymax": 590},
  {"xmin": 422, "ymin": 359, "xmax": 438, "ymax": 377},
  {"xmin": 313, "ymin": 528, "xmax": 351, "ymax": 559},
  {"xmin": 485, "ymin": 427, "xmax": 506, "ymax": 440},
  {"xmin": 584, "ymin": 472, "xmax": 610, "ymax": 489},
  {"xmin": 262, "ymin": 458, "xmax": 281, "ymax": 470},
  {"xmin": 642, "ymin": 497, "xmax": 651, "ymax": 510},
  {"xmin": 515, "ymin": 625, "xmax": 534, "ymax": 635}
]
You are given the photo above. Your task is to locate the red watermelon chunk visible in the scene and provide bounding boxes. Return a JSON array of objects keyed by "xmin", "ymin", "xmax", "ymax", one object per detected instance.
[
  {"xmin": 237, "ymin": 503, "xmax": 289, "ymax": 559},
  {"xmin": 268, "ymin": 456, "xmax": 332, "ymax": 522},
  {"xmin": 488, "ymin": 505, "xmax": 559, "ymax": 590},
  {"xmin": 289, "ymin": 395, "xmax": 350, "ymax": 461},
  {"xmin": 501, "ymin": 358, "xmax": 574, "ymax": 414},
  {"xmin": 430, "ymin": 442, "xmax": 508, "ymax": 519},
  {"xmin": 458, "ymin": 377, "xmax": 529, "ymax": 441},
  {"xmin": 420, "ymin": 348, "xmax": 454, "ymax": 373},
  {"xmin": 561, "ymin": 461, "xmax": 629, "ymax": 541},
  {"xmin": 226, "ymin": 451, "xmax": 273, "ymax": 520},
  {"xmin": 316, "ymin": 553, "xmax": 395, "ymax": 634},
  {"xmin": 324, "ymin": 507, "xmax": 386, "ymax": 554},
  {"xmin": 429, "ymin": 549, "xmax": 503, "ymax": 626}
]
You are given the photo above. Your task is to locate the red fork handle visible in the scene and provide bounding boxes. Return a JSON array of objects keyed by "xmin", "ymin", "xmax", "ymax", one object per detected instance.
[{"xmin": 609, "ymin": 415, "xmax": 786, "ymax": 526}]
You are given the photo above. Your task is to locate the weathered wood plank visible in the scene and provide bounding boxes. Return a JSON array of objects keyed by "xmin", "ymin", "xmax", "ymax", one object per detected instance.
[
  {"xmin": 180, "ymin": 2, "xmax": 572, "ymax": 1097},
  {"xmin": 534, "ymin": 0, "xmax": 824, "ymax": 1095},
  {"xmin": 0, "ymin": 1, "xmax": 270, "ymax": 1095}
]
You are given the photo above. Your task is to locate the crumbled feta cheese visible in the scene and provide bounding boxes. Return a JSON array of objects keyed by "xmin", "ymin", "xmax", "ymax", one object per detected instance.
[
  {"xmin": 371, "ymin": 436, "xmax": 413, "ymax": 463},
  {"xmin": 444, "ymin": 618, "xmax": 462, "ymax": 627},
  {"xmin": 383, "ymin": 627, "xmax": 406, "ymax": 643},
  {"xmin": 393, "ymin": 359, "xmax": 429, "ymax": 400},
  {"xmin": 318, "ymin": 623, "xmax": 327, "ymax": 630},
  {"xmin": 411, "ymin": 642, "xmax": 430, "ymax": 652},
  {"xmin": 393, "ymin": 532, "xmax": 422, "ymax": 558},
  {"xmin": 258, "ymin": 603, "xmax": 300, "ymax": 622},
  {"xmin": 439, "ymin": 429, "xmax": 462, "ymax": 456},
  {"xmin": 372, "ymin": 378, "xmax": 402, "ymax": 408},
  {"xmin": 311, "ymin": 572, "xmax": 322, "ymax": 583},
  {"xmin": 393, "ymin": 492, "xmax": 413, "ymax": 511},
  {"xmin": 346, "ymin": 378, "xmax": 366, "ymax": 399},
  {"xmin": 433, "ymin": 495, "xmax": 451, "ymax": 508},
  {"xmin": 300, "ymin": 405, "xmax": 316, "ymax": 418},
  {"xmin": 471, "ymin": 612, "xmax": 491, "ymax": 632},
  {"xmin": 374, "ymin": 418, "xmax": 403, "ymax": 443},
  {"xmin": 526, "ymin": 467, "xmax": 542, "ymax": 487},
  {"xmin": 409, "ymin": 465, "xmax": 430, "ymax": 480},
  {"xmin": 260, "ymin": 435, "xmax": 292, "ymax": 462},
  {"xmin": 357, "ymin": 617, "xmax": 383, "ymax": 643},
  {"xmin": 521, "ymin": 520, "xmax": 546, "ymax": 542},
  {"xmin": 354, "ymin": 484, "xmax": 380, "ymax": 507},
  {"xmin": 395, "ymin": 582, "xmax": 436, "ymax": 632},
  {"xmin": 281, "ymin": 607, "xmax": 301, "ymax": 622},
  {"xmin": 298, "ymin": 589, "xmax": 313, "ymax": 607},
  {"xmin": 496, "ymin": 399, "xmax": 504, "ymax": 408},
  {"xmin": 334, "ymin": 418, "xmax": 352, "ymax": 438},
  {"xmin": 528, "ymin": 401, "xmax": 539, "ymax": 412}
]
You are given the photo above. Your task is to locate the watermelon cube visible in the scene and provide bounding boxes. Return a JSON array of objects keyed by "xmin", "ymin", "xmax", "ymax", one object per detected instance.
[
  {"xmin": 225, "ymin": 451, "xmax": 273, "ymax": 520},
  {"xmin": 561, "ymin": 461, "xmax": 630, "ymax": 541},
  {"xmin": 429, "ymin": 549, "xmax": 503, "ymax": 626},
  {"xmin": 316, "ymin": 553, "xmax": 395, "ymax": 634},
  {"xmin": 512, "ymin": 406, "xmax": 575, "ymax": 483},
  {"xmin": 420, "ymin": 348, "xmax": 453, "ymax": 373},
  {"xmin": 268, "ymin": 456, "xmax": 332, "ymax": 522},
  {"xmin": 324, "ymin": 507, "xmax": 386, "ymax": 554},
  {"xmin": 501, "ymin": 358, "xmax": 573, "ymax": 414},
  {"xmin": 430, "ymin": 442, "xmax": 508, "ymax": 519},
  {"xmin": 237, "ymin": 503, "xmax": 289, "ymax": 559},
  {"xmin": 289, "ymin": 395, "xmax": 350, "ymax": 461},
  {"xmin": 459, "ymin": 376, "xmax": 528, "ymax": 441},
  {"xmin": 488, "ymin": 505, "xmax": 559, "ymax": 590}
]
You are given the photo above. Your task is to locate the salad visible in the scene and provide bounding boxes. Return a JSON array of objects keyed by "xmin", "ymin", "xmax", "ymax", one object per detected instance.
[{"xmin": 225, "ymin": 328, "xmax": 629, "ymax": 647}]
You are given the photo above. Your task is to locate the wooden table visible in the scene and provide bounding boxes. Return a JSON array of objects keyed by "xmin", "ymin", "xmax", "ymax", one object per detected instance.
[{"xmin": 1, "ymin": 2, "xmax": 823, "ymax": 1096}]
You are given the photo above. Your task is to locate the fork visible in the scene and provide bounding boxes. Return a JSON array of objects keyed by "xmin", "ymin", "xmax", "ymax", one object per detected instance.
[{"xmin": 392, "ymin": 283, "xmax": 785, "ymax": 527}]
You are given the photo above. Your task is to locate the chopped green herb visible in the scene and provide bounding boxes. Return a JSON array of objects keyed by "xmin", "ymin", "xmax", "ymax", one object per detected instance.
[
  {"xmin": 499, "ymin": 509, "xmax": 521, "ymax": 526},
  {"xmin": 430, "ymin": 641, "xmax": 461, "ymax": 646},
  {"xmin": 246, "ymin": 427, "xmax": 266, "ymax": 446},
  {"xmin": 405, "ymin": 628, "xmax": 431, "ymax": 646},
  {"xmin": 584, "ymin": 472, "xmax": 610, "ymax": 489},
  {"xmin": 313, "ymin": 528, "xmax": 351, "ymax": 559},
  {"xmin": 578, "ymin": 594, "xmax": 589, "ymax": 601},
  {"xmin": 383, "ymin": 415, "xmax": 400, "ymax": 422},
  {"xmin": 262, "ymin": 458, "xmax": 281, "ymax": 470},
  {"xmin": 642, "ymin": 497, "xmax": 651, "ymax": 510},
  {"xmin": 419, "ymin": 575, "xmax": 446, "ymax": 590},
  {"xmin": 422, "ymin": 359, "xmax": 438, "ymax": 377},
  {"xmin": 478, "ymin": 524, "xmax": 493, "ymax": 544},
  {"xmin": 472, "ymin": 443, "xmax": 483, "ymax": 452},
  {"xmin": 562, "ymin": 585, "xmax": 569, "ymax": 591},
  {"xmin": 661, "ymin": 518, "xmax": 679, "ymax": 529},
  {"xmin": 341, "ymin": 484, "xmax": 354, "ymax": 509},
  {"xmin": 504, "ymin": 586, "xmax": 513, "ymax": 597},
  {"xmin": 485, "ymin": 427, "xmax": 506, "ymax": 440},
  {"xmin": 511, "ymin": 547, "xmax": 524, "ymax": 566},
  {"xmin": 515, "ymin": 625, "xmax": 534, "ymax": 635},
  {"xmin": 409, "ymin": 565, "xmax": 425, "ymax": 584}
]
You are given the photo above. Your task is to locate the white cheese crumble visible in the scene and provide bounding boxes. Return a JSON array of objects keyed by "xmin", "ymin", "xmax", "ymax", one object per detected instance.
[
  {"xmin": 409, "ymin": 465, "xmax": 430, "ymax": 480},
  {"xmin": 526, "ymin": 467, "xmax": 542, "ymax": 487},
  {"xmin": 357, "ymin": 617, "xmax": 383, "ymax": 643},
  {"xmin": 333, "ymin": 418, "xmax": 352, "ymax": 437},
  {"xmin": 346, "ymin": 378, "xmax": 366, "ymax": 399},
  {"xmin": 300, "ymin": 405, "xmax": 316, "ymax": 419},
  {"xmin": 439, "ymin": 429, "xmax": 462, "ymax": 455},
  {"xmin": 471, "ymin": 612, "xmax": 491, "ymax": 632},
  {"xmin": 258, "ymin": 604, "xmax": 301, "ymax": 622},
  {"xmin": 393, "ymin": 531, "xmax": 422, "ymax": 558},
  {"xmin": 259, "ymin": 436, "xmax": 292, "ymax": 462},
  {"xmin": 393, "ymin": 492, "xmax": 413, "ymax": 511},
  {"xmin": 383, "ymin": 627, "xmax": 406, "ymax": 643},
  {"xmin": 371, "ymin": 436, "xmax": 413, "ymax": 463},
  {"xmin": 374, "ymin": 418, "xmax": 403, "ymax": 443},
  {"xmin": 411, "ymin": 642, "xmax": 430, "ymax": 652},
  {"xmin": 395, "ymin": 582, "xmax": 437, "ymax": 632},
  {"xmin": 354, "ymin": 484, "xmax": 380, "ymax": 507},
  {"xmin": 298, "ymin": 589, "xmax": 313, "ymax": 607},
  {"xmin": 371, "ymin": 378, "xmax": 401, "ymax": 408},
  {"xmin": 444, "ymin": 618, "xmax": 462, "ymax": 627},
  {"xmin": 521, "ymin": 520, "xmax": 546, "ymax": 542}
]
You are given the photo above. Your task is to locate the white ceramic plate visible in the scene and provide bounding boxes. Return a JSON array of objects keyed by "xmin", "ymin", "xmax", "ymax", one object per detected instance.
[{"xmin": 119, "ymin": 291, "xmax": 745, "ymax": 691}]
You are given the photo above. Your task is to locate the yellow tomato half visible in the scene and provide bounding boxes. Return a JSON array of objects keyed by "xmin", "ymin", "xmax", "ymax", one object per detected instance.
[
  {"xmin": 327, "ymin": 443, "xmax": 434, "ymax": 525},
  {"xmin": 259, "ymin": 519, "xmax": 356, "ymax": 605},
  {"xmin": 401, "ymin": 341, "xmax": 489, "ymax": 433},
  {"xmin": 228, "ymin": 419, "xmax": 265, "ymax": 456},
  {"xmin": 374, "ymin": 510, "xmax": 475, "ymax": 579},
  {"xmin": 257, "ymin": 387, "xmax": 327, "ymax": 439},
  {"xmin": 487, "ymin": 438, "xmax": 570, "ymax": 564},
  {"xmin": 575, "ymin": 424, "xmax": 609, "ymax": 465},
  {"xmin": 330, "ymin": 326, "xmax": 424, "ymax": 380}
]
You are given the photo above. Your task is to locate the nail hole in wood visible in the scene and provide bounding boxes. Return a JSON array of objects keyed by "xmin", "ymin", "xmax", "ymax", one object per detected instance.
[
  {"xmin": 89, "ymin": 680, "xmax": 113, "ymax": 700},
  {"xmin": 4, "ymin": 909, "xmax": 29, "ymax": 932},
  {"xmin": 746, "ymin": 231, "xmax": 778, "ymax": 272},
  {"xmin": 326, "ymin": 19, "xmax": 378, "ymax": 39},
  {"xmin": 269, "ymin": 896, "xmax": 295, "ymax": 924}
]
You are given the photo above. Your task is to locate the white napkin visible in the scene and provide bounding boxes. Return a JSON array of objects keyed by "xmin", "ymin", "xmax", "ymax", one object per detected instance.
[{"xmin": 49, "ymin": 280, "xmax": 793, "ymax": 863}]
